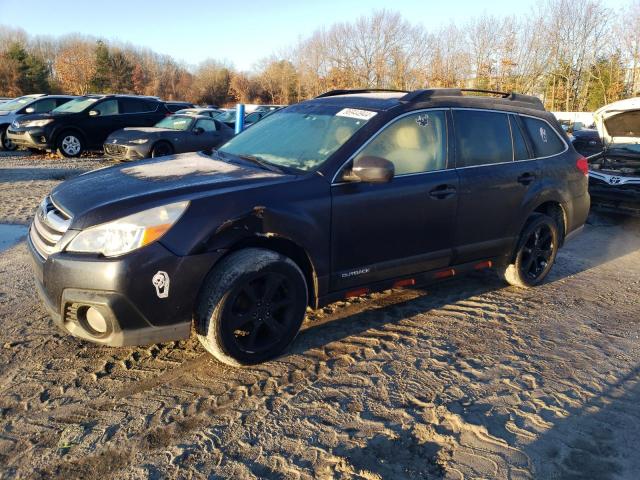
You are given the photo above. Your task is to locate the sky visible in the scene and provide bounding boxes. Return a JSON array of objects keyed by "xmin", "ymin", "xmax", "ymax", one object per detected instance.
[{"xmin": 0, "ymin": 0, "xmax": 630, "ymax": 71}]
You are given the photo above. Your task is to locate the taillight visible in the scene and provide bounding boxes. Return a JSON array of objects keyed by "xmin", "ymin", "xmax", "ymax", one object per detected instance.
[{"xmin": 576, "ymin": 156, "xmax": 589, "ymax": 176}]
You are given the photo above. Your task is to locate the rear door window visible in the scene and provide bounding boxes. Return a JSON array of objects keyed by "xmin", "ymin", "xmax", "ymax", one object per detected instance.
[
  {"xmin": 453, "ymin": 110, "xmax": 513, "ymax": 167},
  {"xmin": 354, "ymin": 110, "xmax": 447, "ymax": 175},
  {"xmin": 120, "ymin": 98, "xmax": 156, "ymax": 114},
  {"xmin": 520, "ymin": 116, "xmax": 565, "ymax": 158},
  {"xmin": 509, "ymin": 115, "xmax": 530, "ymax": 161}
]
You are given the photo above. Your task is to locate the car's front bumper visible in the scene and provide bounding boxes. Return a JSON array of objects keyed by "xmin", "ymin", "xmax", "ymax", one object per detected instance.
[
  {"xmin": 589, "ymin": 171, "xmax": 640, "ymax": 216},
  {"xmin": 103, "ymin": 142, "xmax": 150, "ymax": 161},
  {"xmin": 6, "ymin": 127, "xmax": 53, "ymax": 149},
  {"xmin": 27, "ymin": 231, "xmax": 224, "ymax": 346}
]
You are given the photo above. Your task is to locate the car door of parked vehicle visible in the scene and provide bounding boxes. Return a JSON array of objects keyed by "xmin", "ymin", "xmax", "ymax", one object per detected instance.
[
  {"xmin": 85, "ymin": 99, "xmax": 121, "ymax": 148},
  {"xmin": 452, "ymin": 109, "xmax": 541, "ymax": 264},
  {"xmin": 192, "ymin": 118, "xmax": 221, "ymax": 151},
  {"xmin": 330, "ymin": 109, "xmax": 458, "ymax": 290}
]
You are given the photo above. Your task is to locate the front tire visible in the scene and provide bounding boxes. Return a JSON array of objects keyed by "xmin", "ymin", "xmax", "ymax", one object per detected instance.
[
  {"xmin": 0, "ymin": 126, "xmax": 17, "ymax": 151},
  {"xmin": 499, "ymin": 213, "xmax": 560, "ymax": 288},
  {"xmin": 57, "ymin": 132, "xmax": 84, "ymax": 157},
  {"xmin": 196, "ymin": 248, "xmax": 308, "ymax": 366},
  {"xmin": 150, "ymin": 141, "xmax": 173, "ymax": 158}
]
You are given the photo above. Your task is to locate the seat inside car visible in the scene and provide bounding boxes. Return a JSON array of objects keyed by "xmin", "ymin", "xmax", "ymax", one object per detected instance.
[{"xmin": 386, "ymin": 123, "xmax": 439, "ymax": 175}]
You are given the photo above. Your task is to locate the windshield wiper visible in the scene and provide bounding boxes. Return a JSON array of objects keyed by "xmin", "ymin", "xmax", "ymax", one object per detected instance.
[{"xmin": 235, "ymin": 154, "xmax": 284, "ymax": 173}]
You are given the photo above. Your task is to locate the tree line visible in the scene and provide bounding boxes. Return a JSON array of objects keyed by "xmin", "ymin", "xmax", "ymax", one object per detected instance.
[{"xmin": 0, "ymin": 0, "xmax": 639, "ymax": 111}]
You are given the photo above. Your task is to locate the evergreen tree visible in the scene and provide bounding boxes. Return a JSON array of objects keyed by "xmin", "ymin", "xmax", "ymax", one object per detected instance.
[
  {"xmin": 91, "ymin": 40, "xmax": 111, "ymax": 93},
  {"xmin": 5, "ymin": 42, "xmax": 50, "ymax": 94},
  {"xmin": 586, "ymin": 54, "xmax": 627, "ymax": 110}
]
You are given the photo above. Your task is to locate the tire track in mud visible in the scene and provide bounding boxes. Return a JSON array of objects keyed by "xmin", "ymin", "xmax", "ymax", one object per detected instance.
[
  {"xmin": 31, "ymin": 276, "xmax": 540, "ymax": 478},
  {"xmin": 2, "ymin": 193, "xmax": 640, "ymax": 478}
]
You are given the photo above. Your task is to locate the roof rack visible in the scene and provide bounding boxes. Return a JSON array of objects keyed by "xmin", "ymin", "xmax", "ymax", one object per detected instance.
[
  {"xmin": 315, "ymin": 89, "xmax": 409, "ymax": 98},
  {"xmin": 401, "ymin": 88, "xmax": 544, "ymax": 110}
]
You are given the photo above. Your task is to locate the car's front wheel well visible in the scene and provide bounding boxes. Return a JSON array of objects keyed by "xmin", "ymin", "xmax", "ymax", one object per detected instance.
[
  {"xmin": 223, "ymin": 236, "xmax": 318, "ymax": 309},
  {"xmin": 533, "ymin": 201, "xmax": 566, "ymax": 245}
]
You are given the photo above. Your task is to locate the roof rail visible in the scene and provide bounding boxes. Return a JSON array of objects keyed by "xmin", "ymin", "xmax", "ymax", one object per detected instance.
[
  {"xmin": 401, "ymin": 88, "xmax": 544, "ymax": 110},
  {"xmin": 315, "ymin": 89, "xmax": 409, "ymax": 98}
]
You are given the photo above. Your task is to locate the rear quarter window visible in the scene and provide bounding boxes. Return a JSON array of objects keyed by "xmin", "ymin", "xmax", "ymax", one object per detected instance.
[{"xmin": 521, "ymin": 116, "xmax": 565, "ymax": 158}]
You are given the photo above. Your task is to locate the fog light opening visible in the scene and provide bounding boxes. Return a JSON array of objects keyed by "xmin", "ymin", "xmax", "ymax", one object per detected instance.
[{"xmin": 85, "ymin": 307, "xmax": 108, "ymax": 334}]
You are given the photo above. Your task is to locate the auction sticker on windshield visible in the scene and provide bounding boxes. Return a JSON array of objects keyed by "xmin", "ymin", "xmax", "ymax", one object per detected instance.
[{"xmin": 336, "ymin": 108, "xmax": 377, "ymax": 121}]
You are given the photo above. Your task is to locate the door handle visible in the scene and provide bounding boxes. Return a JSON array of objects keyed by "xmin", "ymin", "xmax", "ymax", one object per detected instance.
[
  {"xmin": 429, "ymin": 184, "xmax": 457, "ymax": 199},
  {"xmin": 517, "ymin": 172, "xmax": 536, "ymax": 185}
]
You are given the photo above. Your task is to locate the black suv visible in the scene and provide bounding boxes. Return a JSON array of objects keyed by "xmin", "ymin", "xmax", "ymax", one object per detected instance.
[
  {"xmin": 7, "ymin": 95, "xmax": 169, "ymax": 157},
  {"xmin": 28, "ymin": 88, "xmax": 589, "ymax": 365}
]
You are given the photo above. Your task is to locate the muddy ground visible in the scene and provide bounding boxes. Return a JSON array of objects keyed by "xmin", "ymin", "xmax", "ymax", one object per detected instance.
[{"xmin": 0, "ymin": 150, "xmax": 639, "ymax": 479}]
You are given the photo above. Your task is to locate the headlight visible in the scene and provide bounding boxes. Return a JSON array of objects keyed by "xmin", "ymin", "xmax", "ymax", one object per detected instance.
[
  {"xmin": 21, "ymin": 119, "xmax": 53, "ymax": 127},
  {"xmin": 66, "ymin": 201, "xmax": 189, "ymax": 257},
  {"xmin": 129, "ymin": 138, "xmax": 149, "ymax": 144}
]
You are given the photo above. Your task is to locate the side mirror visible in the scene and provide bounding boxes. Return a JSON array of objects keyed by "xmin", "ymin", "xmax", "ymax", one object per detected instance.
[
  {"xmin": 193, "ymin": 127, "xmax": 204, "ymax": 135},
  {"xmin": 25, "ymin": 107, "xmax": 35, "ymax": 114},
  {"xmin": 89, "ymin": 109, "xmax": 100, "ymax": 117},
  {"xmin": 344, "ymin": 156, "xmax": 394, "ymax": 183}
]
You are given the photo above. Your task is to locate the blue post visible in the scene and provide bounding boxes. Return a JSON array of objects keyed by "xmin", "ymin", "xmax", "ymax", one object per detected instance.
[{"xmin": 235, "ymin": 103, "xmax": 245, "ymax": 134}]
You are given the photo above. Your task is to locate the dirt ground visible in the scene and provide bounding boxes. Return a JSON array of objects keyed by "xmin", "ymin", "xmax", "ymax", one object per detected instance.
[{"xmin": 0, "ymin": 150, "xmax": 639, "ymax": 480}]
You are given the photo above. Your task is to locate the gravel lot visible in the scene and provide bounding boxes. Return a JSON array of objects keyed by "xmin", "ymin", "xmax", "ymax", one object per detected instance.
[{"xmin": 1, "ymin": 150, "xmax": 639, "ymax": 479}]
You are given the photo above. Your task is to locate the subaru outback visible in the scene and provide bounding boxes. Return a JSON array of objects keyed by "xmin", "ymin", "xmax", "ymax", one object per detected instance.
[{"xmin": 28, "ymin": 88, "xmax": 590, "ymax": 365}]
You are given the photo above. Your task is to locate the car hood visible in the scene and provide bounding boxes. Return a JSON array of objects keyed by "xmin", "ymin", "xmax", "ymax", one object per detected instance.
[
  {"xmin": 51, "ymin": 151, "xmax": 288, "ymax": 229},
  {"xmin": 594, "ymin": 97, "xmax": 640, "ymax": 146}
]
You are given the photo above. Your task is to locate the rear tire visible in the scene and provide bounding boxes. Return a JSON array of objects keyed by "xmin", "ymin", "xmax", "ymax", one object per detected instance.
[
  {"xmin": 498, "ymin": 213, "xmax": 560, "ymax": 288},
  {"xmin": 0, "ymin": 126, "xmax": 17, "ymax": 151},
  {"xmin": 57, "ymin": 131, "xmax": 84, "ymax": 157},
  {"xmin": 151, "ymin": 141, "xmax": 173, "ymax": 158},
  {"xmin": 196, "ymin": 248, "xmax": 308, "ymax": 366}
]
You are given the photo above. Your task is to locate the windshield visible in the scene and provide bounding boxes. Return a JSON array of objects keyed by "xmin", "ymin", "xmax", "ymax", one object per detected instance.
[
  {"xmin": 216, "ymin": 110, "xmax": 236, "ymax": 122},
  {"xmin": 0, "ymin": 96, "xmax": 34, "ymax": 112},
  {"xmin": 154, "ymin": 115, "xmax": 193, "ymax": 130},
  {"xmin": 219, "ymin": 105, "xmax": 372, "ymax": 171},
  {"xmin": 52, "ymin": 97, "xmax": 99, "ymax": 113},
  {"xmin": 607, "ymin": 144, "xmax": 640, "ymax": 155}
]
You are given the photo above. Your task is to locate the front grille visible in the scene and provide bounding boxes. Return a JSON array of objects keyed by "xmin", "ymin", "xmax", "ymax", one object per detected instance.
[
  {"xmin": 104, "ymin": 143, "xmax": 127, "ymax": 158},
  {"xmin": 30, "ymin": 196, "xmax": 71, "ymax": 259},
  {"xmin": 64, "ymin": 303, "xmax": 80, "ymax": 323}
]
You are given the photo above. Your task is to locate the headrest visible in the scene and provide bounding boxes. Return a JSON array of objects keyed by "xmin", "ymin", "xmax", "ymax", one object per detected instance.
[
  {"xmin": 394, "ymin": 125, "xmax": 422, "ymax": 149},
  {"xmin": 335, "ymin": 126, "xmax": 353, "ymax": 144}
]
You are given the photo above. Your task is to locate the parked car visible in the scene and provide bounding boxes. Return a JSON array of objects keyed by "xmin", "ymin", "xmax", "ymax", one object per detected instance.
[
  {"xmin": 175, "ymin": 107, "xmax": 223, "ymax": 118},
  {"xmin": 571, "ymin": 128, "xmax": 603, "ymax": 157},
  {"xmin": 587, "ymin": 97, "xmax": 640, "ymax": 216},
  {"xmin": 0, "ymin": 94, "xmax": 76, "ymax": 151},
  {"xmin": 163, "ymin": 101, "xmax": 196, "ymax": 113},
  {"xmin": 103, "ymin": 114, "xmax": 234, "ymax": 161},
  {"xmin": 6, "ymin": 95, "xmax": 169, "ymax": 157},
  {"xmin": 27, "ymin": 88, "xmax": 589, "ymax": 366},
  {"xmin": 253, "ymin": 105, "xmax": 285, "ymax": 113}
]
